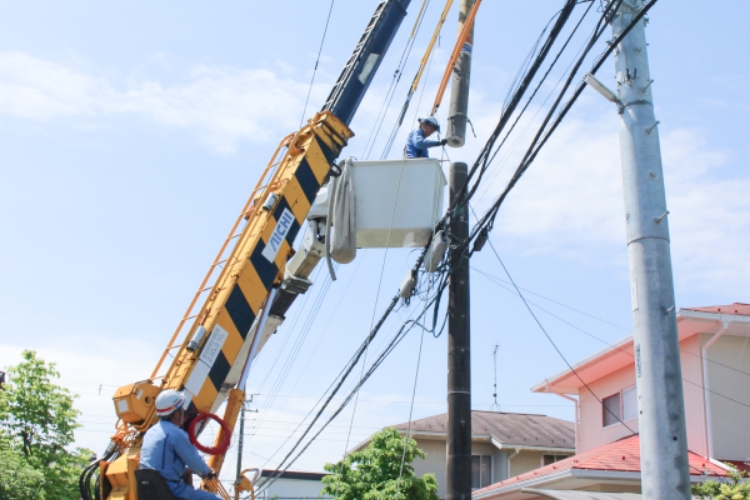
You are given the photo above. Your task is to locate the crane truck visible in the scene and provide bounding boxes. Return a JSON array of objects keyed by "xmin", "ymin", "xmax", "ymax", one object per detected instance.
[{"xmin": 78, "ymin": 1, "xmax": 415, "ymax": 499}]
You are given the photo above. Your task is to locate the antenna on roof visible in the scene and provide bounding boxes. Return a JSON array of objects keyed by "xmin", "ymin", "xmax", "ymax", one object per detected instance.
[{"xmin": 491, "ymin": 345, "xmax": 500, "ymax": 412}]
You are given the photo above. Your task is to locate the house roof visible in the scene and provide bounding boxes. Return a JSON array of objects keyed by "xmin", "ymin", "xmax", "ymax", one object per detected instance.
[
  {"xmin": 352, "ymin": 411, "xmax": 575, "ymax": 453},
  {"xmin": 532, "ymin": 304, "xmax": 750, "ymax": 395},
  {"xmin": 474, "ymin": 435, "xmax": 727, "ymax": 499},
  {"xmin": 260, "ymin": 469, "xmax": 329, "ymax": 481},
  {"xmin": 391, "ymin": 410, "xmax": 575, "ymax": 451},
  {"xmin": 520, "ymin": 490, "xmax": 644, "ymax": 500},
  {"xmin": 683, "ymin": 303, "xmax": 750, "ymax": 316}
]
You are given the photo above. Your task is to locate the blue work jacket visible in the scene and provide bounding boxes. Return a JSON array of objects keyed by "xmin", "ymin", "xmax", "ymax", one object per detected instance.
[
  {"xmin": 140, "ymin": 420, "xmax": 211, "ymax": 484},
  {"xmin": 405, "ymin": 128, "xmax": 441, "ymax": 158}
]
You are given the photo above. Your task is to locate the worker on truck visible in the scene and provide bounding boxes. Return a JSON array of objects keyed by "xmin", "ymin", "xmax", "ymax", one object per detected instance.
[
  {"xmin": 404, "ymin": 116, "xmax": 447, "ymax": 158},
  {"xmin": 140, "ymin": 390, "xmax": 219, "ymax": 500}
]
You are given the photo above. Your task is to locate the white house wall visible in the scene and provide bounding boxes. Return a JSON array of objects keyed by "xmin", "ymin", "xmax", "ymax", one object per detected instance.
[
  {"xmin": 411, "ymin": 437, "xmax": 553, "ymax": 498},
  {"xmin": 680, "ymin": 334, "xmax": 707, "ymax": 457},
  {"xmin": 256, "ymin": 477, "xmax": 327, "ymax": 499},
  {"xmin": 578, "ymin": 363, "xmax": 639, "ymax": 452},
  {"xmin": 413, "ymin": 438, "xmax": 449, "ymax": 499},
  {"xmin": 576, "ymin": 335, "xmax": 710, "ymax": 457},
  {"xmin": 705, "ymin": 334, "xmax": 750, "ymax": 461}
]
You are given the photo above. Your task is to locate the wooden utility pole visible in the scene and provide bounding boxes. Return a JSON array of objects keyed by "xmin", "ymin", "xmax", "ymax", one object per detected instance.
[
  {"xmin": 446, "ymin": 2, "xmax": 475, "ymax": 497},
  {"xmin": 447, "ymin": 161, "xmax": 472, "ymax": 500}
]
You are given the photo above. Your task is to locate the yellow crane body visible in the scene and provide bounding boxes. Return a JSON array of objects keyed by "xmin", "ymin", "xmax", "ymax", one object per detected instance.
[{"xmin": 102, "ymin": 111, "xmax": 353, "ymax": 500}]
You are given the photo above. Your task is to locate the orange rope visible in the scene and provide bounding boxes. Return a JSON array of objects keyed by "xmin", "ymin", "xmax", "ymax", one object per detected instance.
[{"xmin": 431, "ymin": 0, "xmax": 482, "ymax": 115}]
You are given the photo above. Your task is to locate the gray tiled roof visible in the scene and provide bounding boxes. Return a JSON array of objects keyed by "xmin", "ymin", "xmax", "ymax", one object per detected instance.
[{"xmin": 392, "ymin": 410, "xmax": 575, "ymax": 450}]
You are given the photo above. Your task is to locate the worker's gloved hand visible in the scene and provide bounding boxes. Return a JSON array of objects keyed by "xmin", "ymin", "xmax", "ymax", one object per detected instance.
[
  {"xmin": 439, "ymin": 139, "xmax": 448, "ymax": 146},
  {"xmin": 206, "ymin": 469, "xmax": 217, "ymax": 480}
]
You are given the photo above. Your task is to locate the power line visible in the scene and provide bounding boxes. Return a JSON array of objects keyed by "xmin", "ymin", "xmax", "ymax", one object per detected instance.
[
  {"xmin": 257, "ymin": 272, "xmax": 449, "ymax": 495},
  {"xmin": 485, "ymin": 239, "xmax": 637, "ymax": 433},
  {"xmin": 299, "ymin": 0, "xmax": 337, "ymax": 128},
  {"xmin": 474, "ymin": 267, "xmax": 750, "ymax": 380},
  {"xmin": 476, "ymin": 252, "xmax": 750, "ymax": 412}
]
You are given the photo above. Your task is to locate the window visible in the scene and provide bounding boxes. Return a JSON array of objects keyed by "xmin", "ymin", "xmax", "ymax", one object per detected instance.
[
  {"xmin": 603, "ymin": 392, "xmax": 621, "ymax": 426},
  {"xmin": 542, "ymin": 454, "xmax": 569, "ymax": 466},
  {"xmin": 471, "ymin": 455, "xmax": 492, "ymax": 490},
  {"xmin": 603, "ymin": 386, "xmax": 638, "ymax": 427}
]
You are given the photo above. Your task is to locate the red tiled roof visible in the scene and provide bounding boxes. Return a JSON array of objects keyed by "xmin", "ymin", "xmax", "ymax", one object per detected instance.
[
  {"xmin": 726, "ymin": 461, "xmax": 750, "ymax": 473},
  {"xmin": 683, "ymin": 303, "xmax": 750, "ymax": 316},
  {"xmin": 475, "ymin": 435, "xmax": 727, "ymax": 495}
]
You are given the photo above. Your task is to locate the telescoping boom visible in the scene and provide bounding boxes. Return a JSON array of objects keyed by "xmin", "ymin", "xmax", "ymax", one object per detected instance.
[{"xmin": 80, "ymin": 2, "xmax": 414, "ymax": 500}]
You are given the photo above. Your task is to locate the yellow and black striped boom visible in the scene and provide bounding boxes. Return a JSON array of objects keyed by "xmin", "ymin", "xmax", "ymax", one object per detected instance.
[{"xmin": 103, "ymin": 111, "xmax": 352, "ymax": 500}]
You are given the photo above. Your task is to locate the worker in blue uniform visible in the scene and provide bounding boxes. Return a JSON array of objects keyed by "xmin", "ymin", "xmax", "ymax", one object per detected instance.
[
  {"xmin": 404, "ymin": 116, "xmax": 447, "ymax": 158},
  {"xmin": 140, "ymin": 390, "xmax": 219, "ymax": 500}
]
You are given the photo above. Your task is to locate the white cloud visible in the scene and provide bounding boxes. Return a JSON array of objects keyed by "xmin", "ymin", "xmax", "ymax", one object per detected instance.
[
  {"xmin": 0, "ymin": 52, "xmax": 331, "ymax": 153},
  {"xmin": 467, "ymin": 98, "xmax": 750, "ymax": 296}
]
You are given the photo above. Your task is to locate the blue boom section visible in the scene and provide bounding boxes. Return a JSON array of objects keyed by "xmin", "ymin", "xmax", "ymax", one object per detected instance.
[{"xmin": 323, "ymin": 0, "xmax": 412, "ymax": 126}]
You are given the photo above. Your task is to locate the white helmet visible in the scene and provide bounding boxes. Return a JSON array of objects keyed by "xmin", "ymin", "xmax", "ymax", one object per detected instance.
[
  {"xmin": 155, "ymin": 389, "xmax": 186, "ymax": 417},
  {"xmin": 418, "ymin": 116, "xmax": 440, "ymax": 132}
]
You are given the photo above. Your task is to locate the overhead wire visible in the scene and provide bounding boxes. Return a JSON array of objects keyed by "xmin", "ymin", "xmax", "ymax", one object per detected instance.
[
  {"xmin": 360, "ymin": 0, "xmax": 433, "ymax": 159},
  {"xmin": 256, "ymin": 274, "xmax": 449, "ymax": 495},
  {"xmin": 438, "ymin": 0, "xmax": 582, "ymax": 221},
  {"xmin": 253, "ymin": 0, "xmax": 667, "ymax": 491},
  {"xmin": 381, "ymin": 0, "xmax": 453, "ymax": 158},
  {"xmin": 484, "ymin": 238, "xmax": 637, "ymax": 433},
  {"xmin": 299, "ymin": 0, "xmax": 337, "ymax": 128},
  {"xmin": 474, "ymin": 266, "xmax": 750, "ymax": 407},
  {"xmin": 245, "ymin": 268, "xmax": 335, "ymax": 443},
  {"xmin": 258, "ymin": 1, "xmax": 601, "ymax": 481},
  {"xmin": 457, "ymin": 0, "xmax": 660, "ymax": 260},
  {"xmin": 470, "ymin": 0, "xmax": 596, "ymax": 204},
  {"xmin": 396, "ymin": 275, "xmax": 431, "ymax": 496}
]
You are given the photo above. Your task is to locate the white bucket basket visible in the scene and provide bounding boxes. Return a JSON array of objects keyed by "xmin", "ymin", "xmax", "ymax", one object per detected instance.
[{"xmin": 350, "ymin": 158, "xmax": 446, "ymax": 248}]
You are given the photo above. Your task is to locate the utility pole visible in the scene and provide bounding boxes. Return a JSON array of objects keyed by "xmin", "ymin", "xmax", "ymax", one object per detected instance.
[
  {"xmin": 610, "ymin": 2, "xmax": 691, "ymax": 497},
  {"xmin": 446, "ymin": 0, "xmax": 475, "ymax": 147},
  {"xmin": 447, "ymin": 162, "xmax": 472, "ymax": 500},
  {"xmin": 236, "ymin": 402, "xmax": 246, "ymax": 480},
  {"xmin": 446, "ymin": 2, "xmax": 474, "ymax": 496}
]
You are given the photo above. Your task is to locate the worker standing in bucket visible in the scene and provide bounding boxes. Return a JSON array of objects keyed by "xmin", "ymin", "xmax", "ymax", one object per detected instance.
[
  {"xmin": 140, "ymin": 390, "xmax": 219, "ymax": 500},
  {"xmin": 404, "ymin": 116, "xmax": 447, "ymax": 158}
]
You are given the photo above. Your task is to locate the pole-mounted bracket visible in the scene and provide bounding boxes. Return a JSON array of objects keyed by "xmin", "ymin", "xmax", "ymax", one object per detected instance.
[
  {"xmin": 645, "ymin": 121, "xmax": 660, "ymax": 135},
  {"xmin": 654, "ymin": 211, "xmax": 669, "ymax": 224}
]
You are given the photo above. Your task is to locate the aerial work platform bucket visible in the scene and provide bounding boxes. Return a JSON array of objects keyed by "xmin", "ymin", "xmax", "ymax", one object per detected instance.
[{"xmin": 351, "ymin": 158, "xmax": 446, "ymax": 248}]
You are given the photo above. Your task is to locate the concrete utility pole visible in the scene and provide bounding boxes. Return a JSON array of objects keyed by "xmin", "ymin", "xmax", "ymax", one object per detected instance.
[
  {"xmin": 446, "ymin": 0, "xmax": 475, "ymax": 147},
  {"xmin": 610, "ymin": 2, "xmax": 691, "ymax": 497},
  {"xmin": 447, "ymin": 162, "xmax": 472, "ymax": 500},
  {"xmin": 236, "ymin": 402, "xmax": 245, "ymax": 480}
]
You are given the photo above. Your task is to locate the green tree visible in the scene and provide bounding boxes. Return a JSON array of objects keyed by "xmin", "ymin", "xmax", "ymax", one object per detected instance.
[
  {"xmin": 0, "ymin": 350, "xmax": 92, "ymax": 500},
  {"xmin": 0, "ymin": 441, "xmax": 46, "ymax": 500},
  {"xmin": 692, "ymin": 468, "xmax": 750, "ymax": 500},
  {"xmin": 321, "ymin": 428, "xmax": 439, "ymax": 500}
]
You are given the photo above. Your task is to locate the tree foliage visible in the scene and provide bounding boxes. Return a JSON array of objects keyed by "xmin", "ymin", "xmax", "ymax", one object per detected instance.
[
  {"xmin": 0, "ymin": 441, "xmax": 46, "ymax": 500},
  {"xmin": 692, "ymin": 468, "xmax": 750, "ymax": 500},
  {"xmin": 321, "ymin": 428, "xmax": 439, "ymax": 500},
  {"xmin": 0, "ymin": 350, "xmax": 92, "ymax": 500}
]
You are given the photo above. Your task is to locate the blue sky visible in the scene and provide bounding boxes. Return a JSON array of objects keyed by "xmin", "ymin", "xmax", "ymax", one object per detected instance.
[{"xmin": 1, "ymin": 0, "xmax": 749, "ymax": 478}]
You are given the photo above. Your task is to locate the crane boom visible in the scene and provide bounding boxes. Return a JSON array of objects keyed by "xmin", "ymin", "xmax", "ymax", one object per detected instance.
[{"xmin": 86, "ymin": 2, "xmax": 414, "ymax": 500}]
